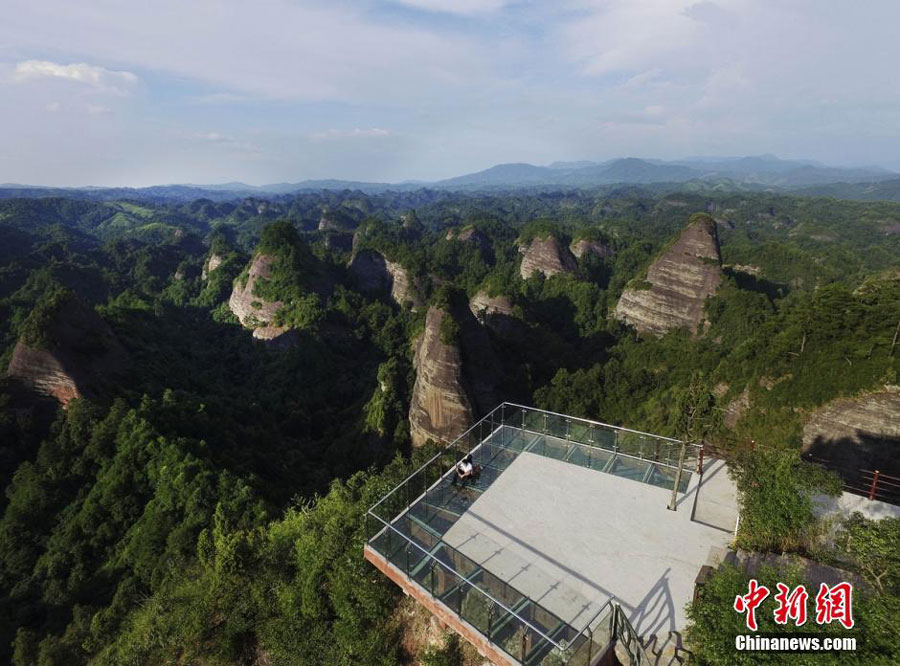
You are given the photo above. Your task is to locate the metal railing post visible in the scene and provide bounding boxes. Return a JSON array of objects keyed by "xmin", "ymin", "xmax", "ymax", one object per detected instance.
[
  {"xmin": 668, "ymin": 440, "xmax": 688, "ymax": 511},
  {"xmin": 587, "ymin": 625, "xmax": 593, "ymax": 665},
  {"xmin": 869, "ymin": 470, "xmax": 880, "ymax": 500}
]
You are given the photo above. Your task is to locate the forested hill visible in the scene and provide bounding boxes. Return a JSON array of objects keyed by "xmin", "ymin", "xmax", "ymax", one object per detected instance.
[{"xmin": 0, "ymin": 187, "xmax": 898, "ymax": 664}]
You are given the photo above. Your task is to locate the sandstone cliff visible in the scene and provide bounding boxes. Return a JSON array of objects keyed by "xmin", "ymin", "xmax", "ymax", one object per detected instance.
[
  {"xmin": 201, "ymin": 252, "xmax": 224, "ymax": 280},
  {"xmin": 802, "ymin": 386, "xmax": 900, "ymax": 481},
  {"xmin": 519, "ymin": 236, "xmax": 577, "ymax": 279},
  {"xmin": 409, "ymin": 303, "xmax": 500, "ymax": 446},
  {"xmin": 318, "ymin": 209, "xmax": 358, "ymax": 232},
  {"xmin": 228, "ymin": 254, "xmax": 285, "ymax": 331},
  {"xmin": 570, "ymin": 238, "xmax": 614, "ymax": 260},
  {"xmin": 409, "ymin": 307, "xmax": 474, "ymax": 447},
  {"xmin": 348, "ymin": 249, "xmax": 423, "ymax": 310},
  {"xmin": 6, "ymin": 294, "xmax": 129, "ymax": 406},
  {"xmin": 469, "ymin": 290, "xmax": 516, "ymax": 336},
  {"xmin": 614, "ymin": 214, "xmax": 723, "ymax": 336},
  {"xmin": 446, "ymin": 226, "xmax": 490, "ymax": 252}
]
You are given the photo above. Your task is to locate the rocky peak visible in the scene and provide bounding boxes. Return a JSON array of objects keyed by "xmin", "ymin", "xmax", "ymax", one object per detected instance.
[
  {"xmin": 613, "ymin": 213, "xmax": 723, "ymax": 336},
  {"xmin": 409, "ymin": 307, "xmax": 474, "ymax": 447},
  {"xmin": 518, "ymin": 235, "xmax": 577, "ymax": 279},
  {"xmin": 409, "ymin": 301, "xmax": 500, "ymax": 446},
  {"xmin": 446, "ymin": 226, "xmax": 490, "ymax": 252},
  {"xmin": 469, "ymin": 291, "xmax": 513, "ymax": 319},
  {"xmin": 201, "ymin": 252, "xmax": 225, "ymax": 280},
  {"xmin": 570, "ymin": 238, "xmax": 614, "ymax": 260},
  {"xmin": 240, "ymin": 198, "xmax": 270, "ymax": 215},
  {"xmin": 401, "ymin": 210, "xmax": 423, "ymax": 234},
  {"xmin": 318, "ymin": 209, "xmax": 358, "ymax": 232},
  {"xmin": 228, "ymin": 253, "xmax": 286, "ymax": 337},
  {"xmin": 469, "ymin": 290, "xmax": 516, "ymax": 336},
  {"xmin": 6, "ymin": 292, "xmax": 130, "ymax": 406},
  {"xmin": 348, "ymin": 249, "xmax": 423, "ymax": 310}
]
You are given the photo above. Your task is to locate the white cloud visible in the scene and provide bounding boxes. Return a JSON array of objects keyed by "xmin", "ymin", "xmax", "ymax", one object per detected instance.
[
  {"xmin": 559, "ymin": 0, "xmax": 715, "ymax": 76},
  {"xmin": 14, "ymin": 60, "xmax": 138, "ymax": 95},
  {"xmin": 308, "ymin": 127, "xmax": 392, "ymax": 141},
  {"xmin": 45, "ymin": 101, "xmax": 61, "ymax": 112},
  {"xmin": 0, "ymin": 2, "xmax": 492, "ymax": 104},
  {"xmin": 186, "ymin": 92, "xmax": 248, "ymax": 105},
  {"xmin": 194, "ymin": 132, "xmax": 231, "ymax": 142},
  {"xmin": 389, "ymin": 0, "xmax": 511, "ymax": 15},
  {"xmin": 192, "ymin": 131, "xmax": 261, "ymax": 154},
  {"xmin": 87, "ymin": 103, "xmax": 112, "ymax": 115}
]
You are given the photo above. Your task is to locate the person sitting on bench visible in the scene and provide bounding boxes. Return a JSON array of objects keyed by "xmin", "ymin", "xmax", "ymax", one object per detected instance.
[{"xmin": 452, "ymin": 454, "xmax": 477, "ymax": 486}]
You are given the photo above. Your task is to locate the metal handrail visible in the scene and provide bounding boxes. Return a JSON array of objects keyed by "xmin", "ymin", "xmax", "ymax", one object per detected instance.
[
  {"xmin": 501, "ymin": 402, "xmax": 693, "ymax": 446},
  {"xmin": 576, "ymin": 596, "xmax": 615, "ymax": 640},
  {"xmin": 368, "ymin": 405, "xmax": 502, "ymax": 513},
  {"xmin": 512, "ymin": 425, "xmax": 692, "ymax": 473},
  {"xmin": 367, "ymin": 511, "xmax": 568, "ymax": 651},
  {"xmin": 369, "ymin": 402, "xmax": 694, "ymax": 515}
]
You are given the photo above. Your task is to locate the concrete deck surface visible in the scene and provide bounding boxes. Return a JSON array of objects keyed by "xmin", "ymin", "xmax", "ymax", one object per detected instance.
[
  {"xmin": 691, "ymin": 458, "xmax": 740, "ymax": 532},
  {"xmin": 442, "ymin": 451, "xmax": 738, "ymax": 638}
]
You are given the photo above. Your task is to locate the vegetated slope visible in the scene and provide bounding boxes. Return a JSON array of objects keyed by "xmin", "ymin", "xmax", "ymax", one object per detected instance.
[{"xmin": 0, "ymin": 186, "xmax": 898, "ymax": 665}]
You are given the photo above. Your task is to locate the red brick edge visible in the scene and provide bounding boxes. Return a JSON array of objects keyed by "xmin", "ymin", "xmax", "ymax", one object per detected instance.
[{"xmin": 364, "ymin": 544, "xmax": 517, "ymax": 666}]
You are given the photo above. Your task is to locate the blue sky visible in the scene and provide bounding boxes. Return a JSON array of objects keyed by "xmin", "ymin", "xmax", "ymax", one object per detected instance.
[{"xmin": 1, "ymin": 1, "xmax": 898, "ymax": 186}]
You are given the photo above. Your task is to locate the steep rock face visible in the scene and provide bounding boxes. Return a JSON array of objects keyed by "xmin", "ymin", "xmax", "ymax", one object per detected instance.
[
  {"xmin": 469, "ymin": 291, "xmax": 516, "ymax": 336},
  {"xmin": 201, "ymin": 252, "xmax": 224, "ymax": 280},
  {"xmin": 447, "ymin": 226, "xmax": 490, "ymax": 252},
  {"xmin": 519, "ymin": 236, "xmax": 577, "ymax": 279},
  {"xmin": 228, "ymin": 254, "xmax": 284, "ymax": 328},
  {"xmin": 323, "ymin": 232, "xmax": 353, "ymax": 252},
  {"xmin": 570, "ymin": 238, "xmax": 614, "ymax": 260},
  {"xmin": 7, "ymin": 343, "xmax": 81, "ymax": 405},
  {"xmin": 469, "ymin": 291, "xmax": 513, "ymax": 318},
  {"xmin": 348, "ymin": 250, "xmax": 423, "ymax": 310},
  {"xmin": 318, "ymin": 210, "xmax": 358, "ymax": 232},
  {"xmin": 614, "ymin": 214, "xmax": 723, "ymax": 336},
  {"xmin": 240, "ymin": 198, "xmax": 271, "ymax": 216},
  {"xmin": 409, "ymin": 304, "xmax": 500, "ymax": 446},
  {"xmin": 802, "ymin": 387, "xmax": 900, "ymax": 480},
  {"xmin": 6, "ymin": 297, "xmax": 129, "ymax": 406},
  {"xmin": 409, "ymin": 307, "xmax": 474, "ymax": 447},
  {"xmin": 723, "ymin": 388, "xmax": 750, "ymax": 429}
]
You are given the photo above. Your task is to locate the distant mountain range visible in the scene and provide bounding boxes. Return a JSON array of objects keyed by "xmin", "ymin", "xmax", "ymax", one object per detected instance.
[{"xmin": 2, "ymin": 155, "xmax": 898, "ymax": 202}]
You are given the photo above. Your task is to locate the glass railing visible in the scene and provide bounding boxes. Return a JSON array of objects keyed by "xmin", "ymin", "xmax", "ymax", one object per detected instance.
[{"xmin": 366, "ymin": 403, "xmax": 699, "ymax": 665}]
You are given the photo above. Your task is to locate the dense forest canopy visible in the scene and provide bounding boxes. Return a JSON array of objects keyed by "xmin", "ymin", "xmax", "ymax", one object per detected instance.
[{"xmin": 0, "ymin": 186, "xmax": 897, "ymax": 665}]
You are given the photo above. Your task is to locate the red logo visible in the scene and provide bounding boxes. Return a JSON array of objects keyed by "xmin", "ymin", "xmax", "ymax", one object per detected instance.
[
  {"xmin": 815, "ymin": 582, "xmax": 854, "ymax": 630},
  {"xmin": 734, "ymin": 579, "xmax": 770, "ymax": 631},
  {"xmin": 733, "ymin": 580, "xmax": 854, "ymax": 630},
  {"xmin": 773, "ymin": 583, "xmax": 808, "ymax": 626}
]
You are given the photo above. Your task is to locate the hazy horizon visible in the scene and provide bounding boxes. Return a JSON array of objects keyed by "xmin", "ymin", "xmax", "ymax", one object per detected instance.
[
  {"xmin": 2, "ymin": 153, "xmax": 897, "ymax": 190},
  {"xmin": 2, "ymin": 1, "xmax": 899, "ymax": 187}
]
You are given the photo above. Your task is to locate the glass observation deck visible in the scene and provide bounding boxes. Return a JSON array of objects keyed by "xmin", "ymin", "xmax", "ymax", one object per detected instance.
[{"xmin": 365, "ymin": 403, "xmax": 703, "ymax": 666}]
